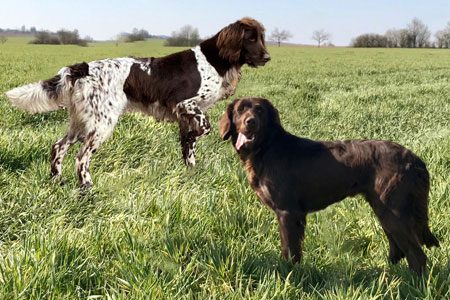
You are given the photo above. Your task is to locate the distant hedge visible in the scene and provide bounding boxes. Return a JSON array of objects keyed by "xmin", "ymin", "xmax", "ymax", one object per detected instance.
[
  {"xmin": 351, "ymin": 34, "xmax": 388, "ymax": 48},
  {"xmin": 31, "ymin": 29, "xmax": 87, "ymax": 46}
]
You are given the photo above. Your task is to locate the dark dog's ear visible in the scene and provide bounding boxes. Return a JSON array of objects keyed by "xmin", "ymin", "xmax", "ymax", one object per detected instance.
[
  {"xmin": 219, "ymin": 99, "xmax": 238, "ymax": 140},
  {"xmin": 262, "ymin": 98, "xmax": 281, "ymax": 126},
  {"xmin": 217, "ymin": 21, "xmax": 244, "ymax": 64},
  {"xmin": 270, "ymin": 105, "xmax": 281, "ymax": 126}
]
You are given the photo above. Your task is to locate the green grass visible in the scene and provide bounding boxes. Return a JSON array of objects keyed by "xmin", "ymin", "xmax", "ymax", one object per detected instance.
[{"xmin": 0, "ymin": 38, "xmax": 449, "ymax": 299}]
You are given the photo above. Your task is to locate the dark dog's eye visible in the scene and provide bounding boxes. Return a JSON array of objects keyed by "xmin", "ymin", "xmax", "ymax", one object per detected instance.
[
  {"xmin": 248, "ymin": 38, "xmax": 256, "ymax": 43},
  {"xmin": 237, "ymin": 105, "xmax": 245, "ymax": 113},
  {"xmin": 254, "ymin": 106, "xmax": 262, "ymax": 113}
]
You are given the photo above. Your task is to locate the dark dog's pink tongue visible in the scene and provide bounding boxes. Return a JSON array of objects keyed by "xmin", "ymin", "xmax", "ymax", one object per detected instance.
[{"xmin": 236, "ymin": 132, "xmax": 249, "ymax": 150}]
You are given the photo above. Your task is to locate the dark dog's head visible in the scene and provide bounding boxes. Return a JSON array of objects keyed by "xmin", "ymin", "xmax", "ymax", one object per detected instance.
[
  {"xmin": 217, "ymin": 17, "xmax": 270, "ymax": 67},
  {"xmin": 219, "ymin": 98, "xmax": 281, "ymax": 152}
]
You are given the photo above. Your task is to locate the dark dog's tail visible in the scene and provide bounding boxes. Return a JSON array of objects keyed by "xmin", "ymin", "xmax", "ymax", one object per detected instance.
[
  {"xmin": 410, "ymin": 158, "xmax": 440, "ymax": 249},
  {"xmin": 6, "ymin": 62, "xmax": 89, "ymax": 114}
]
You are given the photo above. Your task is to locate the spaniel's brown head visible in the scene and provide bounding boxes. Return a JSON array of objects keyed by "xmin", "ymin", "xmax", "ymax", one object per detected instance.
[
  {"xmin": 217, "ymin": 17, "xmax": 270, "ymax": 67},
  {"xmin": 219, "ymin": 98, "xmax": 281, "ymax": 152}
]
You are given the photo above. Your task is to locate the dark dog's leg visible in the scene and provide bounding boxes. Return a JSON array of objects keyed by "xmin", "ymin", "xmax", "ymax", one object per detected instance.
[
  {"xmin": 50, "ymin": 133, "xmax": 78, "ymax": 181},
  {"xmin": 368, "ymin": 192, "xmax": 405, "ymax": 264},
  {"xmin": 176, "ymin": 99, "xmax": 211, "ymax": 166},
  {"xmin": 380, "ymin": 215, "xmax": 426, "ymax": 274},
  {"xmin": 393, "ymin": 225, "xmax": 427, "ymax": 275},
  {"xmin": 385, "ymin": 232, "xmax": 405, "ymax": 265},
  {"xmin": 367, "ymin": 192, "xmax": 426, "ymax": 274},
  {"xmin": 276, "ymin": 210, "xmax": 306, "ymax": 264}
]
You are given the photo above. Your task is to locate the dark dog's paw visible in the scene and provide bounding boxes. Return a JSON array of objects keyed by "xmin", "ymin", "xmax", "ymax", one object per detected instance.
[{"xmin": 388, "ymin": 245, "xmax": 405, "ymax": 265}]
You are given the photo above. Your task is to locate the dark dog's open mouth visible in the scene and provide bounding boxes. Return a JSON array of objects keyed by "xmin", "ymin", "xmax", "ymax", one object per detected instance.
[{"xmin": 236, "ymin": 132, "xmax": 255, "ymax": 150}]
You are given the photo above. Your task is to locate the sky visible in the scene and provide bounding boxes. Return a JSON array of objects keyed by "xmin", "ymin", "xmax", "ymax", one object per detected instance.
[{"xmin": 1, "ymin": 0, "xmax": 450, "ymax": 46}]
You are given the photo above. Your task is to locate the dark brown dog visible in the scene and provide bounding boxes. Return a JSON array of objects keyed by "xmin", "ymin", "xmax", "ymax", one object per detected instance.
[{"xmin": 219, "ymin": 97, "xmax": 439, "ymax": 274}]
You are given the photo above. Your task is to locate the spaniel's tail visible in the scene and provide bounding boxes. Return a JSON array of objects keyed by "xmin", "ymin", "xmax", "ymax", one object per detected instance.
[{"xmin": 6, "ymin": 62, "xmax": 89, "ymax": 114}]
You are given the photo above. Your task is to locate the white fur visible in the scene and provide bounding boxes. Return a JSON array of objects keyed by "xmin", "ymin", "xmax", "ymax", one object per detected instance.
[
  {"xmin": 192, "ymin": 46, "xmax": 223, "ymax": 111},
  {"xmin": 5, "ymin": 67, "xmax": 71, "ymax": 114}
]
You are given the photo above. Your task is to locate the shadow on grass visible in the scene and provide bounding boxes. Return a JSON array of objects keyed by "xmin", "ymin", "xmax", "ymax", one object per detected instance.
[
  {"xmin": 146, "ymin": 218, "xmax": 448, "ymax": 297},
  {"xmin": 240, "ymin": 249, "xmax": 450, "ymax": 297},
  {"xmin": 15, "ymin": 110, "xmax": 68, "ymax": 127},
  {"xmin": 0, "ymin": 144, "xmax": 49, "ymax": 172}
]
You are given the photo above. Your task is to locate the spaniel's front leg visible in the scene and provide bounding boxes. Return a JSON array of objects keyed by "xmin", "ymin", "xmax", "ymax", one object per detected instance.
[{"xmin": 176, "ymin": 99, "xmax": 211, "ymax": 166}]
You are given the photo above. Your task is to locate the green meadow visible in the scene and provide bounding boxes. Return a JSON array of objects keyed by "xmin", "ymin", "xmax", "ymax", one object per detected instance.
[{"xmin": 0, "ymin": 38, "xmax": 449, "ymax": 299}]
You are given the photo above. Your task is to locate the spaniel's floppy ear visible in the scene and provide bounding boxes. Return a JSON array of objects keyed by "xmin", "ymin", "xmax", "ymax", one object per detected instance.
[
  {"xmin": 219, "ymin": 99, "xmax": 238, "ymax": 140},
  {"xmin": 217, "ymin": 20, "xmax": 244, "ymax": 64}
]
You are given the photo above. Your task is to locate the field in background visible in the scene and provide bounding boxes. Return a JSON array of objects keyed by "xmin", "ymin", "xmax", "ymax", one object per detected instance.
[{"xmin": 0, "ymin": 38, "xmax": 449, "ymax": 299}]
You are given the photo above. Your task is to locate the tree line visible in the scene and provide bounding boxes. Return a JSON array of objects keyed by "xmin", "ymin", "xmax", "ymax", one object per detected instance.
[
  {"xmin": 1, "ymin": 24, "xmax": 199, "ymax": 47},
  {"xmin": 31, "ymin": 29, "xmax": 89, "ymax": 46},
  {"xmin": 352, "ymin": 18, "xmax": 450, "ymax": 48},
  {"xmin": 0, "ymin": 26, "xmax": 91, "ymax": 46},
  {"xmin": 117, "ymin": 28, "xmax": 153, "ymax": 43},
  {"xmin": 116, "ymin": 25, "xmax": 201, "ymax": 46},
  {"xmin": 0, "ymin": 26, "xmax": 37, "ymax": 35}
]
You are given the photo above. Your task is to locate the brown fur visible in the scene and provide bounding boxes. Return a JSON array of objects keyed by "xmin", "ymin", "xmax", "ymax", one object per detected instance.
[
  {"xmin": 124, "ymin": 50, "xmax": 201, "ymax": 117},
  {"xmin": 42, "ymin": 62, "xmax": 89, "ymax": 99},
  {"xmin": 220, "ymin": 97, "xmax": 439, "ymax": 275}
]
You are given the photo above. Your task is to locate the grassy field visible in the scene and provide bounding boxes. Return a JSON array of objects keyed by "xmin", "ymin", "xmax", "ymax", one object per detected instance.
[{"xmin": 0, "ymin": 38, "xmax": 449, "ymax": 299}]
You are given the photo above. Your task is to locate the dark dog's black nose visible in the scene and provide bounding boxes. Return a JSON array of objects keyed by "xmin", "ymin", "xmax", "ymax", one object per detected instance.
[
  {"xmin": 263, "ymin": 53, "xmax": 271, "ymax": 62},
  {"xmin": 246, "ymin": 118, "xmax": 256, "ymax": 126}
]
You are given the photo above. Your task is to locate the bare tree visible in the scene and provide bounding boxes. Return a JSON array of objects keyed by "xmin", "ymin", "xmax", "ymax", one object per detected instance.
[
  {"xmin": 165, "ymin": 25, "xmax": 202, "ymax": 46},
  {"xmin": 270, "ymin": 28, "xmax": 292, "ymax": 47},
  {"xmin": 385, "ymin": 28, "xmax": 414, "ymax": 48},
  {"xmin": 385, "ymin": 28, "xmax": 401, "ymax": 47},
  {"xmin": 312, "ymin": 29, "xmax": 331, "ymax": 47},
  {"xmin": 398, "ymin": 29, "xmax": 413, "ymax": 48},
  {"xmin": 435, "ymin": 30, "xmax": 445, "ymax": 48},
  {"xmin": 113, "ymin": 35, "xmax": 120, "ymax": 46},
  {"xmin": 407, "ymin": 18, "xmax": 431, "ymax": 48},
  {"xmin": 84, "ymin": 35, "xmax": 94, "ymax": 43},
  {"xmin": 435, "ymin": 22, "xmax": 450, "ymax": 48},
  {"xmin": 177, "ymin": 25, "xmax": 200, "ymax": 41}
]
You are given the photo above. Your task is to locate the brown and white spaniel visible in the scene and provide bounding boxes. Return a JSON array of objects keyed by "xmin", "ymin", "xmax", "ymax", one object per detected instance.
[
  {"xmin": 6, "ymin": 18, "xmax": 270, "ymax": 188},
  {"xmin": 219, "ymin": 97, "xmax": 439, "ymax": 275}
]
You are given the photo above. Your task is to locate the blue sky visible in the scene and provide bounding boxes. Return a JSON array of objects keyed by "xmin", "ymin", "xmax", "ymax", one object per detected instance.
[{"xmin": 1, "ymin": 0, "xmax": 450, "ymax": 45}]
